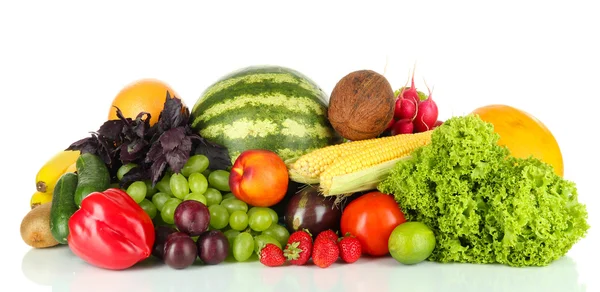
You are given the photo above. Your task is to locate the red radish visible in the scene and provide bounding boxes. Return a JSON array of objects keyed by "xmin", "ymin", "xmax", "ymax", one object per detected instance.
[
  {"xmin": 385, "ymin": 116, "xmax": 396, "ymax": 131},
  {"xmin": 393, "ymin": 97, "xmax": 403, "ymax": 119},
  {"xmin": 396, "ymin": 98, "xmax": 417, "ymax": 121},
  {"xmin": 413, "ymin": 84, "xmax": 439, "ymax": 133},
  {"xmin": 432, "ymin": 120, "xmax": 444, "ymax": 129},
  {"xmin": 394, "ymin": 65, "xmax": 419, "ymax": 120},
  {"xmin": 400, "ymin": 65, "xmax": 421, "ymax": 104},
  {"xmin": 391, "ymin": 118, "xmax": 414, "ymax": 135}
]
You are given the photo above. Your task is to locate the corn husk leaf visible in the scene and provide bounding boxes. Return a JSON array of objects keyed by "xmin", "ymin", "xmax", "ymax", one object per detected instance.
[{"xmin": 320, "ymin": 156, "xmax": 410, "ymax": 196}]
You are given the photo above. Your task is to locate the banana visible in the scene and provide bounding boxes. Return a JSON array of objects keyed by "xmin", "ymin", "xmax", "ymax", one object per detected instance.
[
  {"xmin": 30, "ymin": 191, "xmax": 53, "ymax": 209},
  {"xmin": 64, "ymin": 161, "xmax": 77, "ymax": 174},
  {"xmin": 36, "ymin": 150, "xmax": 80, "ymax": 194}
]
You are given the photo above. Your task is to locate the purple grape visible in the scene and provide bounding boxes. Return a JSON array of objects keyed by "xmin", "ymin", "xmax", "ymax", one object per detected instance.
[
  {"xmin": 197, "ymin": 230, "xmax": 229, "ymax": 265},
  {"xmin": 163, "ymin": 232, "xmax": 197, "ymax": 269},
  {"xmin": 174, "ymin": 200, "xmax": 210, "ymax": 236},
  {"xmin": 152, "ymin": 226, "xmax": 178, "ymax": 259}
]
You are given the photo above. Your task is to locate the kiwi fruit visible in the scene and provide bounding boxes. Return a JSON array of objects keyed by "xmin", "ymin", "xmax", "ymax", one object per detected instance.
[{"xmin": 20, "ymin": 202, "xmax": 59, "ymax": 248}]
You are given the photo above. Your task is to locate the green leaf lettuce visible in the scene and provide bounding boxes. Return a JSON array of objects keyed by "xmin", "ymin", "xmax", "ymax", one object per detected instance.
[{"xmin": 378, "ymin": 114, "xmax": 589, "ymax": 267}]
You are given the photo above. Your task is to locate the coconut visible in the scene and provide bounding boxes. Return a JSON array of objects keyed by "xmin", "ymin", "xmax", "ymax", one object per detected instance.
[{"xmin": 328, "ymin": 70, "xmax": 395, "ymax": 141}]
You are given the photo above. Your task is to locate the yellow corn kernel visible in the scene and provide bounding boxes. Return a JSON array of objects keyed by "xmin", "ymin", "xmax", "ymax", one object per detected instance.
[{"xmin": 320, "ymin": 130, "xmax": 433, "ymax": 196}]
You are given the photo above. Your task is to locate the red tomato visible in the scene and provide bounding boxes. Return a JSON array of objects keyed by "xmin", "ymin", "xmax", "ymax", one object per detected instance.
[{"xmin": 340, "ymin": 191, "xmax": 406, "ymax": 256}]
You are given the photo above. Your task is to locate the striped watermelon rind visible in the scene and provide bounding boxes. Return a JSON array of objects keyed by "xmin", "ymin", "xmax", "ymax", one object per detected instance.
[{"xmin": 191, "ymin": 65, "xmax": 342, "ymax": 164}]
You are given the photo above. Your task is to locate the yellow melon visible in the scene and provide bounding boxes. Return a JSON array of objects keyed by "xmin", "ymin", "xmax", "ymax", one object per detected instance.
[{"xmin": 471, "ymin": 104, "xmax": 564, "ymax": 177}]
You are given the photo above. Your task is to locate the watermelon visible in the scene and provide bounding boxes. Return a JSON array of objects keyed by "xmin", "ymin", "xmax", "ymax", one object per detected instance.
[{"xmin": 190, "ymin": 65, "xmax": 342, "ymax": 164}]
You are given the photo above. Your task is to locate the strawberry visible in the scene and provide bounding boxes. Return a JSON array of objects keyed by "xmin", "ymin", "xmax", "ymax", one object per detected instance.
[
  {"xmin": 259, "ymin": 243, "xmax": 286, "ymax": 267},
  {"xmin": 284, "ymin": 230, "xmax": 313, "ymax": 265},
  {"xmin": 338, "ymin": 234, "xmax": 362, "ymax": 263},
  {"xmin": 315, "ymin": 229, "xmax": 338, "ymax": 243},
  {"xmin": 312, "ymin": 237, "xmax": 339, "ymax": 268}
]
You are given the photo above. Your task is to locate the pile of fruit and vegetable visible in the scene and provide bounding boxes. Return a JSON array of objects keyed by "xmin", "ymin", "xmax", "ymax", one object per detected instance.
[{"xmin": 21, "ymin": 65, "xmax": 589, "ymax": 271}]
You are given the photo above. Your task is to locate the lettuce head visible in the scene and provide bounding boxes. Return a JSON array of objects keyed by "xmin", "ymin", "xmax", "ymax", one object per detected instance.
[{"xmin": 378, "ymin": 114, "xmax": 589, "ymax": 267}]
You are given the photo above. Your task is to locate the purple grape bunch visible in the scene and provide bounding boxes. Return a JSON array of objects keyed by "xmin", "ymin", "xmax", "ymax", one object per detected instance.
[{"xmin": 153, "ymin": 200, "xmax": 229, "ymax": 269}]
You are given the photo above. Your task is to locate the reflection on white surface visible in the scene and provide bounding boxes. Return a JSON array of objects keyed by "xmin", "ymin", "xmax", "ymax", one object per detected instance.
[{"xmin": 22, "ymin": 245, "xmax": 585, "ymax": 292}]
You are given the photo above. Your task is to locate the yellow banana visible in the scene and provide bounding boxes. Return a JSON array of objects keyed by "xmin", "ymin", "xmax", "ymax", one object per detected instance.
[
  {"xmin": 64, "ymin": 161, "xmax": 77, "ymax": 174},
  {"xmin": 36, "ymin": 150, "xmax": 80, "ymax": 194},
  {"xmin": 30, "ymin": 191, "xmax": 53, "ymax": 209}
]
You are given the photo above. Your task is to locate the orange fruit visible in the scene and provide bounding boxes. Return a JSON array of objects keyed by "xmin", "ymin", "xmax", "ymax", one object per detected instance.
[
  {"xmin": 108, "ymin": 79, "xmax": 179, "ymax": 126},
  {"xmin": 471, "ymin": 104, "xmax": 563, "ymax": 177}
]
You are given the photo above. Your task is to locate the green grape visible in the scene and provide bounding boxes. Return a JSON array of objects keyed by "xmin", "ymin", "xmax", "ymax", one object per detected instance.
[
  {"xmin": 221, "ymin": 198, "xmax": 248, "ymax": 214},
  {"xmin": 169, "ymin": 173, "xmax": 189, "ymax": 200},
  {"xmin": 247, "ymin": 206, "xmax": 259, "ymax": 218},
  {"xmin": 208, "ymin": 170, "xmax": 231, "ymax": 192},
  {"xmin": 224, "ymin": 229, "xmax": 240, "ymax": 242},
  {"xmin": 139, "ymin": 199, "xmax": 157, "ymax": 219},
  {"xmin": 181, "ymin": 155, "xmax": 210, "ymax": 177},
  {"xmin": 201, "ymin": 169, "xmax": 211, "ymax": 178},
  {"xmin": 209, "ymin": 205, "xmax": 229, "ymax": 230},
  {"xmin": 205, "ymin": 188, "xmax": 223, "ymax": 206},
  {"xmin": 223, "ymin": 229, "xmax": 240, "ymax": 256},
  {"xmin": 155, "ymin": 180, "xmax": 172, "ymax": 196},
  {"xmin": 126, "ymin": 181, "xmax": 147, "ymax": 204},
  {"xmin": 262, "ymin": 224, "xmax": 290, "ymax": 247},
  {"xmin": 229, "ymin": 210, "xmax": 249, "ymax": 231},
  {"xmin": 184, "ymin": 192, "xmax": 207, "ymax": 205},
  {"xmin": 265, "ymin": 208, "xmax": 279, "ymax": 224},
  {"xmin": 117, "ymin": 163, "xmax": 137, "ymax": 181},
  {"xmin": 144, "ymin": 180, "xmax": 157, "ymax": 197},
  {"xmin": 254, "ymin": 234, "xmax": 281, "ymax": 254},
  {"xmin": 221, "ymin": 192, "xmax": 235, "ymax": 201},
  {"xmin": 188, "ymin": 173, "xmax": 208, "ymax": 194},
  {"xmin": 152, "ymin": 192, "xmax": 171, "ymax": 212},
  {"xmin": 247, "ymin": 207, "xmax": 278, "ymax": 224},
  {"xmin": 249, "ymin": 209, "xmax": 272, "ymax": 232},
  {"xmin": 233, "ymin": 232, "xmax": 254, "ymax": 262},
  {"xmin": 163, "ymin": 169, "xmax": 174, "ymax": 177},
  {"xmin": 161, "ymin": 198, "xmax": 182, "ymax": 224}
]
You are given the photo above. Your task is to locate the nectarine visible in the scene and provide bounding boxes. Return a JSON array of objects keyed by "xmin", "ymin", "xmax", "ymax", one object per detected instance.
[{"xmin": 229, "ymin": 150, "xmax": 289, "ymax": 207}]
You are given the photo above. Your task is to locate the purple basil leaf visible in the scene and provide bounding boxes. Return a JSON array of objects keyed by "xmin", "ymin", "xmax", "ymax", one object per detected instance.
[
  {"xmin": 158, "ymin": 93, "xmax": 187, "ymax": 130},
  {"xmin": 95, "ymin": 135, "xmax": 116, "ymax": 166},
  {"xmin": 115, "ymin": 106, "xmax": 129, "ymax": 122},
  {"xmin": 66, "ymin": 136, "xmax": 93, "ymax": 151},
  {"xmin": 194, "ymin": 140, "xmax": 232, "ymax": 170},
  {"xmin": 179, "ymin": 136, "xmax": 193, "ymax": 153},
  {"xmin": 97, "ymin": 120, "xmax": 125, "ymax": 141},
  {"xmin": 150, "ymin": 156, "xmax": 168, "ymax": 185},
  {"xmin": 133, "ymin": 112, "xmax": 151, "ymax": 137},
  {"xmin": 120, "ymin": 166, "xmax": 150, "ymax": 188},
  {"xmin": 80, "ymin": 144, "xmax": 100, "ymax": 155},
  {"xmin": 159, "ymin": 127, "xmax": 185, "ymax": 152},
  {"xmin": 145, "ymin": 142, "xmax": 164, "ymax": 163},
  {"xmin": 165, "ymin": 148, "xmax": 188, "ymax": 173},
  {"xmin": 119, "ymin": 140, "xmax": 147, "ymax": 163}
]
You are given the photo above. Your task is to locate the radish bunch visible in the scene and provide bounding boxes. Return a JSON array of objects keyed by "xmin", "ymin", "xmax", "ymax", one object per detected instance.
[{"xmin": 385, "ymin": 70, "xmax": 443, "ymax": 135}]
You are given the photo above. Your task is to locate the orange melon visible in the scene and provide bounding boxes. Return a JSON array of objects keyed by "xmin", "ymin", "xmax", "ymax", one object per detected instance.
[{"xmin": 471, "ymin": 104, "xmax": 564, "ymax": 177}]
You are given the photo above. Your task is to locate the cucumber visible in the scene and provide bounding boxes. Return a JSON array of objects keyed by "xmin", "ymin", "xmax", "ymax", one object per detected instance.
[
  {"xmin": 74, "ymin": 153, "xmax": 111, "ymax": 206},
  {"xmin": 50, "ymin": 172, "xmax": 79, "ymax": 244}
]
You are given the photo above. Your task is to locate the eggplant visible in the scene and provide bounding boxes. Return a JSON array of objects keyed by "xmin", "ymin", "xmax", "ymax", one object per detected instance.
[{"xmin": 284, "ymin": 185, "xmax": 342, "ymax": 235}]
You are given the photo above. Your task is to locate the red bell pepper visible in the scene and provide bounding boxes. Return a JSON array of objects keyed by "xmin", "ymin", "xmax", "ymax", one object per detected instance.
[{"xmin": 68, "ymin": 188, "xmax": 155, "ymax": 270}]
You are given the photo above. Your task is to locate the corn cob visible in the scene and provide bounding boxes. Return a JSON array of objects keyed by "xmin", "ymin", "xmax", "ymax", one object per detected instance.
[
  {"xmin": 288, "ymin": 137, "xmax": 388, "ymax": 183},
  {"xmin": 318, "ymin": 130, "xmax": 433, "ymax": 196}
]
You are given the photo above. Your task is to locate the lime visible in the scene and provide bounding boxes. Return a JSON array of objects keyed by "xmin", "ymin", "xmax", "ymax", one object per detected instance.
[{"xmin": 388, "ymin": 221, "xmax": 436, "ymax": 265}]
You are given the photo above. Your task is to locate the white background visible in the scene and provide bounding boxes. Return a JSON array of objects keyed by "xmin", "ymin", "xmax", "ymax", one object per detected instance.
[{"xmin": 1, "ymin": 1, "xmax": 598, "ymax": 291}]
